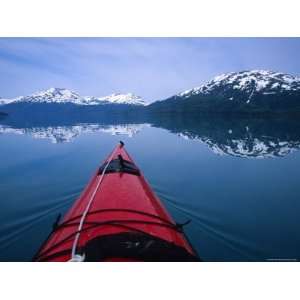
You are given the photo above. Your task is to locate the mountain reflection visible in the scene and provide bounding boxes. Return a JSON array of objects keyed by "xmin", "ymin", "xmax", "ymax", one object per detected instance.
[
  {"xmin": 0, "ymin": 122, "xmax": 146, "ymax": 143},
  {"xmin": 150, "ymin": 114, "xmax": 300, "ymax": 158},
  {"xmin": 1, "ymin": 113, "xmax": 300, "ymax": 158}
]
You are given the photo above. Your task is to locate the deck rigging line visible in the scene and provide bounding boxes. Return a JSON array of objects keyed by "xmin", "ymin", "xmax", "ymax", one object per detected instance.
[{"xmin": 69, "ymin": 143, "xmax": 121, "ymax": 261}]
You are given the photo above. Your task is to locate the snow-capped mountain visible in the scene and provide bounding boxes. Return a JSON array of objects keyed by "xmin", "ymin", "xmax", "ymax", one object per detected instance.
[
  {"xmin": 178, "ymin": 70, "xmax": 300, "ymax": 101},
  {"xmin": 2, "ymin": 70, "xmax": 300, "ymax": 114},
  {"xmin": 0, "ymin": 88, "xmax": 146, "ymax": 106},
  {"xmin": 149, "ymin": 70, "xmax": 300, "ymax": 113},
  {"xmin": 97, "ymin": 93, "xmax": 146, "ymax": 105}
]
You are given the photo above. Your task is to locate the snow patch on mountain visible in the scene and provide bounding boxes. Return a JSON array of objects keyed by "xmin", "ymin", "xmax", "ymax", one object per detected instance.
[
  {"xmin": 98, "ymin": 93, "xmax": 146, "ymax": 105},
  {"xmin": 0, "ymin": 98, "xmax": 14, "ymax": 105}
]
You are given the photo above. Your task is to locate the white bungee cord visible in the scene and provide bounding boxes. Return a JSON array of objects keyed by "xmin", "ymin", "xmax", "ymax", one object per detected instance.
[{"xmin": 69, "ymin": 144, "xmax": 121, "ymax": 262}]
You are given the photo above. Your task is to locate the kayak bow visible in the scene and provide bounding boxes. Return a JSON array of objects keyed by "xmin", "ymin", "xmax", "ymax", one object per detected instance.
[{"xmin": 34, "ymin": 142, "xmax": 199, "ymax": 262}]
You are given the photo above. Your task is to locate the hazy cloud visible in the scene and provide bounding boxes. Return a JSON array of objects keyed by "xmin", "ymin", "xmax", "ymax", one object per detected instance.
[{"xmin": 0, "ymin": 38, "xmax": 300, "ymax": 102}]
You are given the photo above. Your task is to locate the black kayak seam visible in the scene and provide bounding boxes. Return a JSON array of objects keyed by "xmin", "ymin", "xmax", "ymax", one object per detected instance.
[{"xmin": 55, "ymin": 208, "xmax": 178, "ymax": 231}]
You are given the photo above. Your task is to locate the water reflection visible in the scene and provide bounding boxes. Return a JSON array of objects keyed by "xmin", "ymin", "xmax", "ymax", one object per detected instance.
[
  {"xmin": 1, "ymin": 113, "xmax": 300, "ymax": 158},
  {"xmin": 150, "ymin": 115, "xmax": 300, "ymax": 158},
  {"xmin": 1, "ymin": 112, "xmax": 300, "ymax": 261},
  {"xmin": 0, "ymin": 123, "xmax": 146, "ymax": 143}
]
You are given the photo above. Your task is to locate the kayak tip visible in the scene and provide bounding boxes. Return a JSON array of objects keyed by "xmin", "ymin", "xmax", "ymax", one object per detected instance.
[{"xmin": 119, "ymin": 141, "xmax": 125, "ymax": 148}]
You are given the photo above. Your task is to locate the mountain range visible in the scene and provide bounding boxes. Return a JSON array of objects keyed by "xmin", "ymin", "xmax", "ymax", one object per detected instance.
[
  {"xmin": 148, "ymin": 70, "xmax": 300, "ymax": 114},
  {"xmin": 0, "ymin": 88, "xmax": 146, "ymax": 106},
  {"xmin": 1, "ymin": 70, "xmax": 300, "ymax": 114}
]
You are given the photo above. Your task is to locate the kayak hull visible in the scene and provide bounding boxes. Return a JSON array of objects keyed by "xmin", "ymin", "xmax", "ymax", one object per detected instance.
[{"xmin": 34, "ymin": 143, "xmax": 199, "ymax": 262}]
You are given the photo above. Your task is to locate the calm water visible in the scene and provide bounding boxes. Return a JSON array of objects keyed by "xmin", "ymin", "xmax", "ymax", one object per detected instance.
[{"xmin": 0, "ymin": 115, "xmax": 300, "ymax": 261}]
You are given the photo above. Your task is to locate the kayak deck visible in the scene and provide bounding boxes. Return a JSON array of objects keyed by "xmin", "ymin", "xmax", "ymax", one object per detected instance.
[{"xmin": 34, "ymin": 142, "xmax": 199, "ymax": 262}]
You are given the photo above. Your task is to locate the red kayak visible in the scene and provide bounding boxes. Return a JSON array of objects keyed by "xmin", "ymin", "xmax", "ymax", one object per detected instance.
[{"xmin": 34, "ymin": 142, "xmax": 199, "ymax": 262}]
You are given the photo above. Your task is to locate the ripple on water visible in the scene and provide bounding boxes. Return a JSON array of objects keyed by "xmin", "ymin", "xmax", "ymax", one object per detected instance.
[
  {"xmin": 0, "ymin": 188, "xmax": 81, "ymax": 260},
  {"xmin": 154, "ymin": 184, "xmax": 266, "ymax": 261}
]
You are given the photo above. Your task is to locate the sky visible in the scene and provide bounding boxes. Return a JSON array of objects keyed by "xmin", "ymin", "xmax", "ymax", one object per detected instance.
[{"xmin": 1, "ymin": 37, "xmax": 300, "ymax": 103}]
